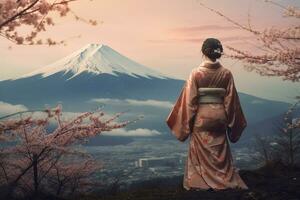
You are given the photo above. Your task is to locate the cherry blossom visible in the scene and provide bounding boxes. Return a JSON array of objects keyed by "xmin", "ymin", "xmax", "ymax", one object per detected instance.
[
  {"xmin": 0, "ymin": 105, "xmax": 141, "ymax": 198},
  {"xmin": 0, "ymin": 0, "xmax": 99, "ymax": 46},
  {"xmin": 198, "ymin": 1, "xmax": 300, "ymax": 82}
]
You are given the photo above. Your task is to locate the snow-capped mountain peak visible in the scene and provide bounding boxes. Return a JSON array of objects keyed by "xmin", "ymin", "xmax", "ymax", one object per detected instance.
[{"xmin": 19, "ymin": 44, "xmax": 169, "ymax": 80}]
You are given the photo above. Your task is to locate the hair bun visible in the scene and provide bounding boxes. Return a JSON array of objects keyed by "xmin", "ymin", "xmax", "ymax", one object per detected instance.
[{"xmin": 201, "ymin": 38, "xmax": 223, "ymax": 61}]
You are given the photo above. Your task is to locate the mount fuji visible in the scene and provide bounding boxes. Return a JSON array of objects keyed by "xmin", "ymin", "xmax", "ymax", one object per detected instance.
[
  {"xmin": 0, "ymin": 44, "xmax": 183, "ymax": 109},
  {"xmin": 18, "ymin": 44, "xmax": 169, "ymax": 81},
  {"xmin": 0, "ymin": 44, "xmax": 292, "ymax": 145}
]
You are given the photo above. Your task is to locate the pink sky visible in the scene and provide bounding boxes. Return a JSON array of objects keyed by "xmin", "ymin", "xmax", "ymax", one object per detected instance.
[{"xmin": 0, "ymin": 0, "xmax": 299, "ymax": 103}]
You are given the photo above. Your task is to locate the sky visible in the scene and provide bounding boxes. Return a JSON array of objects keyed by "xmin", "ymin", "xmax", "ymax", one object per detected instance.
[{"xmin": 0, "ymin": 0, "xmax": 299, "ymax": 103}]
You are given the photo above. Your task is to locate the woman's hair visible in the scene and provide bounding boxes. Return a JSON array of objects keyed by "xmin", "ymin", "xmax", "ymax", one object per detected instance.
[{"xmin": 201, "ymin": 38, "xmax": 223, "ymax": 62}]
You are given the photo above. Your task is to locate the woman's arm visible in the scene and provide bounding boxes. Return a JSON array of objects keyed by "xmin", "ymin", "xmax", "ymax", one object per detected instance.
[
  {"xmin": 166, "ymin": 69, "xmax": 199, "ymax": 142},
  {"xmin": 224, "ymin": 71, "xmax": 247, "ymax": 143}
]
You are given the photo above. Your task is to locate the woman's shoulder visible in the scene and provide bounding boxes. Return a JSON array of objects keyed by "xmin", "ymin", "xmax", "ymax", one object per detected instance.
[
  {"xmin": 220, "ymin": 65, "xmax": 233, "ymax": 76},
  {"xmin": 196, "ymin": 62, "xmax": 231, "ymax": 74}
]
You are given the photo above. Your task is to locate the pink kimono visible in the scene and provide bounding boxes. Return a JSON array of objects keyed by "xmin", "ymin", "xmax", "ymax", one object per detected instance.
[{"xmin": 166, "ymin": 60, "xmax": 248, "ymax": 190}]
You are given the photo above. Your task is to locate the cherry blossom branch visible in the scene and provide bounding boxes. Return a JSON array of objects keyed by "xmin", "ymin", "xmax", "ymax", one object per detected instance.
[
  {"xmin": 197, "ymin": 0, "xmax": 260, "ymax": 35},
  {"xmin": 0, "ymin": 0, "xmax": 99, "ymax": 46},
  {"xmin": 197, "ymin": 1, "xmax": 300, "ymax": 82},
  {"xmin": 0, "ymin": 105, "xmax": 141, "ymax": 197},
  {"xmin": 0, "ymin": 0, "xmax": 40, "ymax": 29}
]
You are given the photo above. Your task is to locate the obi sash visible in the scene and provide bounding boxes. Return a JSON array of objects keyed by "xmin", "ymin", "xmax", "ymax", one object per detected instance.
[{"xmin": 198, "ymin": 87, "xmax": 226, "ymax": 104}]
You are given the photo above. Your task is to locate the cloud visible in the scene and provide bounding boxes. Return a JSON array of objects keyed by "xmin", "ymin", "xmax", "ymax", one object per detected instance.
[
  {"xmin": 90, "ymin": 98, "xmax": 173, "ymax": 109},
  {"xmin": 181, "ymin": 36, "xmax": 255, "ymax": 43},
  {"xmin": 0, "ymin": 101, "xmax": 28, "ymax": 117},
  {"xmin": 171, "ymin": 25, "xmax": 240, "ymax": 33},
  {"xmin": 147, "ymin": 24, "xmax": 255, "ymax": 44},
  {"xmin": 126, "ymin": 99, "xmax": 173, "ymax": 108},
  {"xmin": 147, "ymin": 36, "xmax": 255, "ymax": 44},
  {"xmin": 90, "ymin": 98, "xmax": 124, "ymax": 105},
  {"xmin": 251, "ymin": 100, "xmax": 264, "ymax": 104},
  {"xmin": 0, "ymin": 106, "xmax": 120, "ymax": 125},
  {"xmin": 102, "ymin": 128, "xmax": 161, "ymax": 137}
]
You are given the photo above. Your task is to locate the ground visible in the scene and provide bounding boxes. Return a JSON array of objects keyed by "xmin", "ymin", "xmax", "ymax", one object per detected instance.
[
  {"xmin": 79, "ymin": 161, "xmax": 300, "ymax": 200},
  {"xmin": 8, "ymin": 161, "xmax": 300, "ymax": 200}
]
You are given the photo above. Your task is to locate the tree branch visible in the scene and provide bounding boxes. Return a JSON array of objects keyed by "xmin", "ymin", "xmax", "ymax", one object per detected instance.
[{"xmin": 0, "ymin": 0, "xmax": 40, "ymax": 29}]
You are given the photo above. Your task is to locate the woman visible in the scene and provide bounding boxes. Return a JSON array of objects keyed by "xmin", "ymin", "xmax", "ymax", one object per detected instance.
[{"xmin": 166, "ymin": 38, "xmax": 248, "ymax": 191}]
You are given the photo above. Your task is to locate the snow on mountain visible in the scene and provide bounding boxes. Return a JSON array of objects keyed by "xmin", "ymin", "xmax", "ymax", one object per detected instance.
[{"xmin": 18, "ymin": 44, "xmax": 169, "ymax": 80}]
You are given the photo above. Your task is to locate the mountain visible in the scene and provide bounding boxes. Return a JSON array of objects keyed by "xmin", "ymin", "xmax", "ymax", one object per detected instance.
[
  {"xmin": 17, "ymin": 44, "xmax": 168, "ymax": 80},
  {"xmin": 0, "ymin": 44, "xmax": 292, "ymax": 145},
  {"xmin": 0, "ymin": 44, "xmax": 183, "ymax": 109}
]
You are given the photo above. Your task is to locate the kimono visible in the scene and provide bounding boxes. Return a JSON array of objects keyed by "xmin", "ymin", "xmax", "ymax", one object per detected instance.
[{"xmin": 166, "ymin": 60, "xmax": 248, "ymax": 190}]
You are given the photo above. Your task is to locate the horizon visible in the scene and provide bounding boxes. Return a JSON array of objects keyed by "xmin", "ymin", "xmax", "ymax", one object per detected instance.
[
  {"xmin": 1, "ymin": 0, "xmax": 300, "ymax": 103},
  {"xmin": 2, "ymin": 42, "xmax": 299, "ymax": 104}
]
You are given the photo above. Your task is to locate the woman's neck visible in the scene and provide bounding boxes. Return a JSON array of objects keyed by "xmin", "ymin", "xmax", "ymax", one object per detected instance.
[
  {"xmin": 199, "ymin": 56, "xmax": 221, "ymax": 70},
  {"xmin": 203, "ymin": 57, "xmax": 219, "ymax": 64}
]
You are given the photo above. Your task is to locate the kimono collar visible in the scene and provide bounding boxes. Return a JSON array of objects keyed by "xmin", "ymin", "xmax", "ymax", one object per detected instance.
[{"xmin": 199, "ymin": 59, "xmax": 221, "ymax": 70}]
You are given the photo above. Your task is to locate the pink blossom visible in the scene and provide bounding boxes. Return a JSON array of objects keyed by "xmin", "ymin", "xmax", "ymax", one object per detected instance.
[
  {"xmin": 0, "ymin": 0, "xmax": 99, "ymax": 46},
  {"xmin": 0, "ymin": 105, "xmax": 138, "ymax": 197}
]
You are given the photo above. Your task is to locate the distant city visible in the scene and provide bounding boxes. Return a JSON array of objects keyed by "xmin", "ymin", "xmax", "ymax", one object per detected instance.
[{"xmin": 86, "ymin": 138, "xmax": 257, "ymax": 188}]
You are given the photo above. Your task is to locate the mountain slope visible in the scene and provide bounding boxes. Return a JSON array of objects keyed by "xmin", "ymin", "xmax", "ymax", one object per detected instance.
[
  {"xmin": 0, "ymin": 71, "xmax": 183, "ymax": 109},
  {"xmin": 0, "ymin": 44, "xmax": 182, "ymax": 108},
  {"xmin": 17, "ymin": 44, "xmax": 169, "ymax": 80}
]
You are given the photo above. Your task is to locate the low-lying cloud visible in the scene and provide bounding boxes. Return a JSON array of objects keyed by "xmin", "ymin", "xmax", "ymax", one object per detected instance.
[
  {"xmin": 90, "ymin": 98, "xmax": 173, "ymax": 109},
  {"xmin": 102, "ymin": 128, "xmax": 161, "ymax": 137},
  {"xmin": 0, "ymin": 101, "xmax": 28, "ymax": 117}
]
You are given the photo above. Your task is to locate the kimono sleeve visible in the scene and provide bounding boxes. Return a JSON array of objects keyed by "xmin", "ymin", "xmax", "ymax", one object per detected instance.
[
  {"xmin": 224, "ymin": 71, "xmax": 247, "ymax": 143},
  {"xmin": 165, "ymin": 69, "xmax": 199, "ymax": 142}
]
